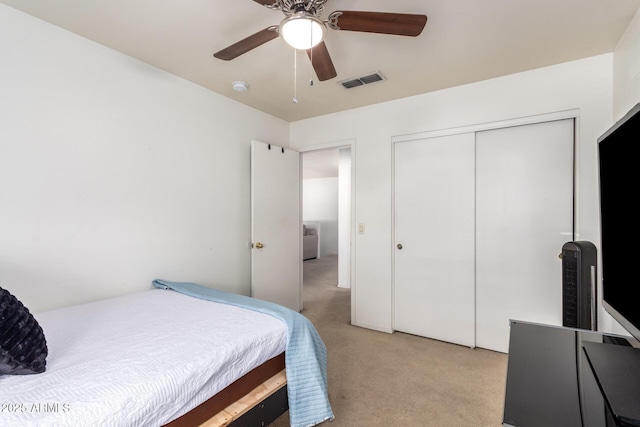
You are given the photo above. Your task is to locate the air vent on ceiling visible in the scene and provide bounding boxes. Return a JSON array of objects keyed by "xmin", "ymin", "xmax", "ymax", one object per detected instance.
[{"xmin": 339, "ymin": 71, "xmax": 386, "ymax": 89}]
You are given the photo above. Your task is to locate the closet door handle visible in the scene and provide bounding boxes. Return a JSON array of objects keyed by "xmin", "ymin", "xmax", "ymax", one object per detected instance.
[
  {"xmin": 255, "ymin": 242, "xmax": 264, "ymax": 249},
  {"xmin": 397, "ymin": 243, "xmax": 403, "ymax": 250}
]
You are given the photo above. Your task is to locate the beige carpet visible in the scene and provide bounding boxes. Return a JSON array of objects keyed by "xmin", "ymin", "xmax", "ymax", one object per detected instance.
[{"xmin": 271, "ymin": 254, "xmax": 508, "ymax": 427}]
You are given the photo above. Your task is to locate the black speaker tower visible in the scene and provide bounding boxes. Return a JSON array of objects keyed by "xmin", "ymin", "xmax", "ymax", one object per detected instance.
[{"xmin": 561, "ymin": 241, "xmax": 597, "ymax": 330}]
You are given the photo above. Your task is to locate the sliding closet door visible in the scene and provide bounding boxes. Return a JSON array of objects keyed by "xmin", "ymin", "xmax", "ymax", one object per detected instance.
[
  {"xmin": 475, "ymin": 119, "xmax": 574, "ymax": 353},
  {"xmin": 394, "ymin": 133, "xmax": 475, "ymax": 347}
]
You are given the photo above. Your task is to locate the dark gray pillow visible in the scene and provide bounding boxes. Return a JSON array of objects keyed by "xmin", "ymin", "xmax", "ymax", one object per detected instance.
[{"xmin": 0, "ymin": 287, "xmax": 47, "ymax": 375}]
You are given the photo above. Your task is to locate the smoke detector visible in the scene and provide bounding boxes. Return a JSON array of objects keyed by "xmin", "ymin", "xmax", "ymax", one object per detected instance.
[{"xmin": 232, "ymin": 81, "xmax": 249, "ymax": 92}]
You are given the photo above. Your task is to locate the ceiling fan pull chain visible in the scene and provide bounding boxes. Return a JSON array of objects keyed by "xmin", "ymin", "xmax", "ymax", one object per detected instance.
[
  {"xmin": 309, "ymin": 44, "xmax": 314, "ymax": 86},
  {"xmin": 293, "ymin": 48, "xmax": 298, "ymax": 104}
]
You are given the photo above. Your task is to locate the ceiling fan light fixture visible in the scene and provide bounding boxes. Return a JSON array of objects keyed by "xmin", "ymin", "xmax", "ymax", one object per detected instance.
[{"xmin": 280, "ymin": 12, "xmax": 325, "ymax": 50}]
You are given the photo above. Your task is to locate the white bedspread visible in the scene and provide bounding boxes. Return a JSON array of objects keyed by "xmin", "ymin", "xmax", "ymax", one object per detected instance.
[{"xmin": 0, "ymin": 289, "xmax": 287, "ymax": 427}]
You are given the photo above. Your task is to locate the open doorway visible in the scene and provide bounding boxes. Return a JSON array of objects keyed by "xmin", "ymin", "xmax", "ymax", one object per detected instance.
[{"xmin": 301, "ymin": 147, "xmax": 351, "ymax": 295}]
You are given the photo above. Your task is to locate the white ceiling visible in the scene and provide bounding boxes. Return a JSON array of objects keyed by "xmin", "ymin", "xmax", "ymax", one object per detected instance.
[{"xmin": 2, "ymin": 0, "xmax": 639, "ymax": 122}]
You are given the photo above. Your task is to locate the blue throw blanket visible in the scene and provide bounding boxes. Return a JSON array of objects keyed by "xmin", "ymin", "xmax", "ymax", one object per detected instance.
[{"xmin": 152, "ymin": 280, "xmax": 334, "ymax": 427}]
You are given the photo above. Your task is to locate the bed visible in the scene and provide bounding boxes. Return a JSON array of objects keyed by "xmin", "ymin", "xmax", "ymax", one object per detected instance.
[{"xmin": 0, "ymin": 281, "xmax": 334, "ymax": 427}]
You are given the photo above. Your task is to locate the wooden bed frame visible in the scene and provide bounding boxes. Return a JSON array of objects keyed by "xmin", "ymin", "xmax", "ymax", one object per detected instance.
[{"xmin": 164, "ymin": 353, "xmax": 288, "ymax": 427}]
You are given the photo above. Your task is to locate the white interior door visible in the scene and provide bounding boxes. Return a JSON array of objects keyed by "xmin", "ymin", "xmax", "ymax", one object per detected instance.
[
  {"xmin": 394, "ymin": 133, "xmax": 476, "ymax": 347},
  {"xmin": 475, "ymin": 119, "xmax": 574, "ymax": 353},
  {"xmin": 251, "ymin": 140, "xmax": 301, "ymax": 311}
]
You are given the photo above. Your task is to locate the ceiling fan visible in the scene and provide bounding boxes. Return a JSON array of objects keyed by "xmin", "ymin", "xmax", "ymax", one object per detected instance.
[{"xmin": 213, "ymin": 0, "xmax": 428, "ymax": 82}]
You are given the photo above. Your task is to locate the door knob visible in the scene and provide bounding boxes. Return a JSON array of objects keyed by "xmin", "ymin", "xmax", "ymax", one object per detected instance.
[
  {"xmin": 255, "ymin": 242, "xmax": 264, "ymax": 249},
  {"xmin": 397, "ymin": 243, "xmax": 403, "ymax": 250}
]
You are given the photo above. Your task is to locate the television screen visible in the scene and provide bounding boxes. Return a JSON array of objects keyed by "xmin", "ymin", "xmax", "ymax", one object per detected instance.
[{"xmin": 598, "ymin": 103, "xmax": 640, "ymax": 343}]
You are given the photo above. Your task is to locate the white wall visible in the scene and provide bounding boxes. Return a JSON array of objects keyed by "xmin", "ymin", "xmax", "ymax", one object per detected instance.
[
  {"xmin": 303, "ymin": 178, "xmax": 338, "ymax": 256},
  {"xmin": 290, "ymin": 55, "xmax": 613, "ymax": 333},
  {"xmin": 338, "ymin": 148, "xmax": 351, "ymax": 288},
  {"xmin": 0, "ymin": 4, "xmax": 289, "ymax": 312},
  {"xmin": 614, "ymin": 8, "xmax": 640, "ymax": 120}
]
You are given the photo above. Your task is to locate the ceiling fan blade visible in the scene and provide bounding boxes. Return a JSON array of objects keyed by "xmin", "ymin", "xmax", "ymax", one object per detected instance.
[
  {"xmin": 253, "ymin": 0, "xmax": 277, "ymax": 6},
  {"xmin": 328, "ymin": 11, "xmax": 427, "ymax": 37},
  {"xmin": 213, "ymin": 27, "xmax": 278, "ymax": 60},
  {"xmin": 306, "ymin": 41, "xmax": 337, "ymax": 81}
]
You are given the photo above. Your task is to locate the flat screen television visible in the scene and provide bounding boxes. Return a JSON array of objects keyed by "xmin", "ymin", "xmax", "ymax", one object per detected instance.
[{"xmin": 598, "ymin": 102, "xmax": 640, "ymax": 344}]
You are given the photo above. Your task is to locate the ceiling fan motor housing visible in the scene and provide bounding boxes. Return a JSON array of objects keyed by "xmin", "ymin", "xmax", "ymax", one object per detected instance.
[{"xmin": 276, "ymin": 0, "xmax": 327, "ymax": 17}]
